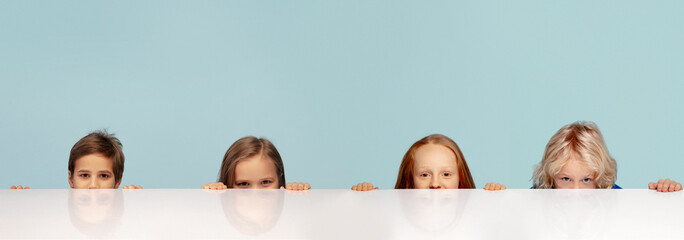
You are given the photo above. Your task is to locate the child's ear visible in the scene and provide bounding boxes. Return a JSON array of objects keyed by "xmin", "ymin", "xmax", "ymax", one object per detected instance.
[
  {"xmin": 68, "ymin": 171, "xmax": 74, "ymax": 188},
  {"xmin": 113, "ymin": 179, "xmax": 121, "ymax": 189}
]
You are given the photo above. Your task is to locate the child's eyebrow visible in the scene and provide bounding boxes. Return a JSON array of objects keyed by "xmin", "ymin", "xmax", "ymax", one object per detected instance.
[
  {"xmin": 75, "ymin": 169, "xmax": 91, "ymax": 173},
  {"xmin": 97, "ymin": 170, "xmax": 113, "ymax": 174}
]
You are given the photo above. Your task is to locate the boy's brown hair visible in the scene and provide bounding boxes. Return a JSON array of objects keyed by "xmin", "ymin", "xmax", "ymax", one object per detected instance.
[
  {"xmin": 218, "ymin": 136, "xmax": 286, "ymax": 188},
  {"xmin": 395, "ymin": 134, "xmax": 476, "ymax": 189},
  {"xmin": 68, "ymin": 131, "xmax": 125, "ymax": 184}
]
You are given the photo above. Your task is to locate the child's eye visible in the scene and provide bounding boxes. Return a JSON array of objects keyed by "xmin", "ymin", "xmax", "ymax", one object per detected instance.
[
  {"xmin": 261, "ymin": 180, "xmax": 272, "ymax": 185},
  {"xmin": 99, "ymin": 174, "xmax": 110, "ymax": 179},
  {"xmin": 420, "ymin": 173, "xmax": 430, "ymax": 178},
  {"xmin": 79, "ymin": 174, "xmax": 89, "ymax": 178},
  {"xmin": 583, "ymin": 178, "xmax": 591, "ymax": 183},
  {"xmin": 561, "ymin": 177, "xmax": 570, "ymax": 182},
  {"xmin": 235, "ymin": 182, "xmax": 249, "ymax": 187},
  {"xmin": 443, "ymin": 172, "xmax": 452, "ymax": 177}
]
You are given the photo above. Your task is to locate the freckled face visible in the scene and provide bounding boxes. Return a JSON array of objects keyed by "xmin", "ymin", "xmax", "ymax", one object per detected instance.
[
  {"xmin": 69, "ymin": 154, "xmax": 120, "ymax": 189},
  {"xmin": 233, "ymin": 154, "xmax": 280, "ymax": 189},
  {"xmin": 554, "ymin": 159, "xmax": 597, "ymax": 189},
  {"xmin": 412, "ymin": 144, "xmax": 459, "ymax": 189}
]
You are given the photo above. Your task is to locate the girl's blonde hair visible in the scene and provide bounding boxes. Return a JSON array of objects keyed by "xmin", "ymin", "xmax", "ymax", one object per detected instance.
[
  {"xmin": 533, "ymin": 121, "xmax": 617, "ymax": 189},
  {"xmin": 218, "ymin": 136, "xmax": 286, "ymax": 188},
  {"xmin": 395, "ymin": 134, "xmax": 476, "ymax": 189}
]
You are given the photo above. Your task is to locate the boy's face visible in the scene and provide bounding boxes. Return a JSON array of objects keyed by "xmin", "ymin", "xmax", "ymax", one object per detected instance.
[
  {"xmin": 412, "ymin": 144, "xmax": 460, "ymax": 189},
  {"xmin": 68, "ymin": 154, "xmax": 121, "ymax": 189},
  {"xmin": 553, "ymin": 159, "xmax": 598, "ymax": 189},
  {"xmin": 233, "ymin": 154, "xmax": 280, "ymax": 189}
]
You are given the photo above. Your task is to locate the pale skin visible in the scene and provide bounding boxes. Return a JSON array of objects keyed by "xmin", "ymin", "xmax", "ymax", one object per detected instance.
[
  {"xmin": 202, "ymin": 154, "xmax": 310, "ymax": 191},
  {"xmin": 553, "ymin": 159, "xmax": 598, "ymax": 189},
  {"xmin": 352, "ymin": 143, "xmax": 504, "ymax": 191},
  {"xmin": 483, "ymin": 182, "xmax": 506, "ymax": 191},
  {"xmin": 10, "ymin": 153, "xmax": 141, "ymax": 190},
  {"xmin": 555, "ymin": 159, "xmax": 682, "ymax": 192},
  {"xmin": 648, "ymin": 179, "xmax": 682, "ymax": 192},
  {"xmin": 486, "ymin": 158, "xmax": 682, "ymax": 191},
  {"xmin": 411, "ymin": 144, "xmax": 460, "ymax": 189}
]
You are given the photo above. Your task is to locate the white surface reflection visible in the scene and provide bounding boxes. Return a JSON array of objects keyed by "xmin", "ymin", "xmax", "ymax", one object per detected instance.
[
  {"xmin": 1, "ymin": 189, "xmax": 681, "ymax": 239},
  {"xmin": 543, "ymin": 190, "xmax": 616, "ymax": 240},
  {"xmin": 220, "ymin": 189, "xmax": 284, "ymax": 236},
  {"xmin": 398, "ymin": 189, "xmax": 470, "ymax": 235},
  {"xmin": 67, "ymin": 189, "xmax": 124, "ymax": 238}
]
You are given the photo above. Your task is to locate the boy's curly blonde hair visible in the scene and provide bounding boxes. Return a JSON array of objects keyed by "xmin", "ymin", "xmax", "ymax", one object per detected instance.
[{"xmin": 533, "ymin": 121, "xmax": 617, "ymax": 189}]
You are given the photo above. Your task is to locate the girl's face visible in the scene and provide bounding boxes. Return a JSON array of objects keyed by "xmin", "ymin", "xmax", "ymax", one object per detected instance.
[
  {"xmin": 68, "ymin": 154, "xmax": 120, "ymax": 189},
  {"xmin": 412, "ymin": 144, "xmax": 459, "ymax": 189},
  {"xmin": 553, "ymin": 159, "xmax": 597, "ymax": 189},
  {"xmin": 233, "ymin": 154, "xmax": 280, "ymax": 189}
]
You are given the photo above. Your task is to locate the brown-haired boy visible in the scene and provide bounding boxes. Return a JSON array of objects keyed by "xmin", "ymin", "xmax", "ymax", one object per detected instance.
[{"xmin": 10, "ymin": 130, "xmax": 141, "ymax": 189}]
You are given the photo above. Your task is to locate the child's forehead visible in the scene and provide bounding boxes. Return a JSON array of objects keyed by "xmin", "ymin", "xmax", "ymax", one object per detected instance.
[
  {"xmin": 74, "ymin": 153, "xmax": 114, "ymax": 170},
  {"xmin": 237, "ymin": 154, "xmax": 277, "ymax": 168},
  {"xmin": 233, "ymin": 171, "xmax": 278, "ymax": 182},
  {"xmin": 235, "ymin": 155, "xmax": 278, "ymax": 177},
  {"xmin": 414, "ymin": 161, "xmax": 458, "ymax": 170},
  {"xmin": 234, "ymin": 175, "xmax": 277, "ymax": 181},
  {"xmin": 415, "ymin": 144, "xmax": 454, "ymax": 156},
  {"xmin": 558, "ymin": 159, "xmax": 594, "ymax": 175},
  {"xmin": 414, "ymin": 144, "xmax": 457, "ymax": 162}
]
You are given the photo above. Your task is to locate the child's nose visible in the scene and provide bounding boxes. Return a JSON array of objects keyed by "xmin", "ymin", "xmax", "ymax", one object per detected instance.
[
  {"xmin": 430, "ymin": 176, "xmax": 441, "ymax": 189},
  {"xmin": 88, "ymin": 178, "xmax": 98, "ymax": 189},
  {"xmin": 573, "ymin": 182, "xmax": 581, "ymax": 189}
]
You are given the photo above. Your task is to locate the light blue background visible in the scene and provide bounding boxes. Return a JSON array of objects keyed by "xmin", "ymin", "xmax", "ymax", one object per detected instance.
[{"xmin": 1, "ymin": 1, "xmax": 682, "ymax": 189}]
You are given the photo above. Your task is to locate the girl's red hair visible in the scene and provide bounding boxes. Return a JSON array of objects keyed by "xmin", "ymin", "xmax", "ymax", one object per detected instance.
[{"xmin": 394, "ymin": 134, "xmax": 475, "ymax": 189}]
